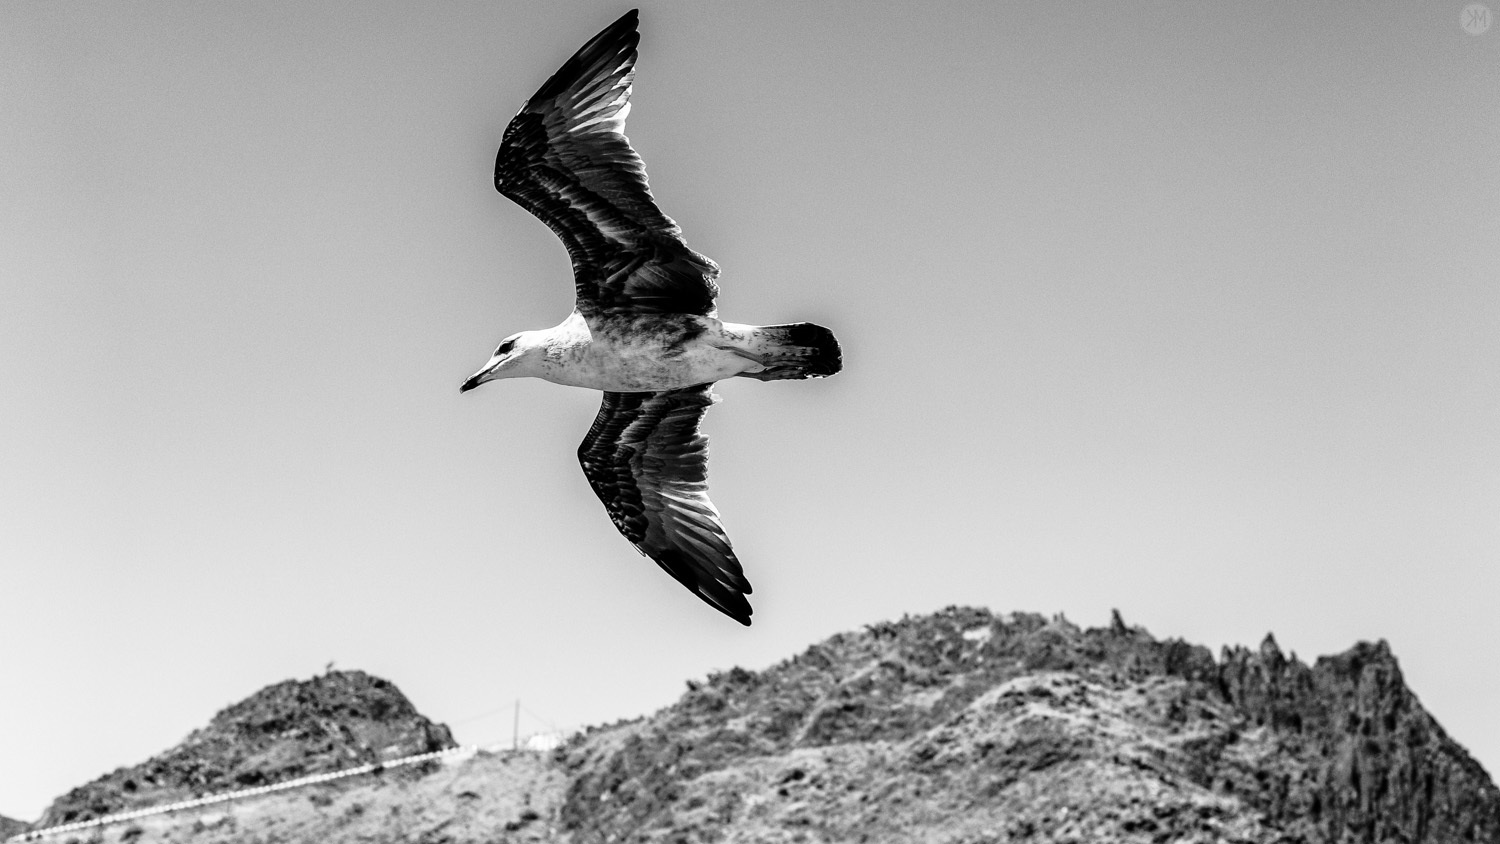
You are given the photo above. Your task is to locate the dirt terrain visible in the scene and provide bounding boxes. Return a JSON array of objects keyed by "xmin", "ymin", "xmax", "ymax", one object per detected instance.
[
  {"xmin": 14, "ymin": 607, "xmax": 1499, "ymax": 843},
  {"xmin": 37, "ymin": 670, "xmax": 455, "ymax": 828}
]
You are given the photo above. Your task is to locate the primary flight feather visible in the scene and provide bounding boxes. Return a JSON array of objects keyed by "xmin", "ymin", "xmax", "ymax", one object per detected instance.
[{"xmin": 461, "ymin": 9, "xmax": 841, "ymax": 625}]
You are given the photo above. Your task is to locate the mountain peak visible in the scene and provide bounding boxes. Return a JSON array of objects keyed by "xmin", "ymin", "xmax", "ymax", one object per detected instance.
[
  {"xmin": 556, "ymin": 606, "xmax": 1500, "ymax": 842},
  {"xmin": 24, "ymin": 608, "xmax": 1500, "ymax": 843}
]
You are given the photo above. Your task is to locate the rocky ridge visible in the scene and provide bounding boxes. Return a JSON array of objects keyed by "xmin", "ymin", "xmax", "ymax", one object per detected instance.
[
  {"xmin": 37, "ymin": 670, "xmax": 455, "ymax": 828},
  {"xmin": 552, "ymin": 607, "xmax": 1500, "ymax": 842},
  {"xmin": 17, "ymin": 608, "xmax": 1500, "ymax": 843}
]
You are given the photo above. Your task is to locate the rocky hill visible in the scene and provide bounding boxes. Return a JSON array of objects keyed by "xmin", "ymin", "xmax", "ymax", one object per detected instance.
[
  {"xmin": 0, "ymin": 816, "xmax": 26, "ymax": 841},
  {"xmin": 18, "ymin": 608, "xmax": 1500, "ymax": 843},
  {"xmin": 554, "ymin": 607, "xmax": 1499, "ymax": 842},
  {"xmin": 36, "ymin": 670, "xmax": 455, "ymax": 828}
]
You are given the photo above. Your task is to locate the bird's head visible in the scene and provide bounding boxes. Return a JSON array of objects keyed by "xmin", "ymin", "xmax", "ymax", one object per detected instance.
[{"xmin": 461, "ymin": 332, "xmax": 543, "ymax": 392}]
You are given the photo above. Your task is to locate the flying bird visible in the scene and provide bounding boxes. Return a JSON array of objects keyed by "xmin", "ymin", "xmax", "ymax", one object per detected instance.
[{"xmin": 461, "ymin": 10, "xmax": 842, "ymax": 625}]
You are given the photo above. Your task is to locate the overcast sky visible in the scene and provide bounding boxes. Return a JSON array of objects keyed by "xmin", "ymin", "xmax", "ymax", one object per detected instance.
[{"xmin": 2, "ymin": 0, "xmax": 1497, "ymax": 822}]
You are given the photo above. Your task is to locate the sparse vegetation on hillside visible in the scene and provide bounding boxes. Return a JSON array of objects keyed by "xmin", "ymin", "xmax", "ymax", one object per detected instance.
[
  {"xmin": 21, "ymin": 608, "xmax": 1500, "ymax": 843},
  {"xmin": 38, "ymin": 670, "xmax": 455, "ymax": 828},
  {"xmin": 0, "ymin": 815, "xmax": 27, "ymax": 841},
  {"xmin": 554, "ymin": 607, "xmax": 1500, "ymax": 842}
]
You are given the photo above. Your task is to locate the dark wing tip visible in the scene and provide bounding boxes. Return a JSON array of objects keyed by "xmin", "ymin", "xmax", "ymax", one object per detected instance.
[
  {"xmin": 647, "ymin": 543, "xmax": 754, "ymax": 626},
  {"xmin": 693, "ymin": 570, "xmax": 754, "ymax": 626},
  {"xmin": 525, "ymin": 9, "xmax": 641, "ymax": 107}
]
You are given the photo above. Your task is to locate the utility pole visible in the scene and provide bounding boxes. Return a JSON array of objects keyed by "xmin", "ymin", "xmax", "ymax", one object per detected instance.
[{"xmin": 512, "ymin": 699, "xmax": 520, "ymax": 751}]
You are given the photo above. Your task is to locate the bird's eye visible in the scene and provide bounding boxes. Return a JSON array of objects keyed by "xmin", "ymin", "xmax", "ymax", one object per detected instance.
[{"xmin": 496, "ymin": 339, "xmax": 515, "ymax": 356}]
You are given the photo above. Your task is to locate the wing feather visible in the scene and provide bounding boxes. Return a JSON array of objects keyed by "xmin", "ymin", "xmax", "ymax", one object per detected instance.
[
  {"xmin": 495, "ymin": 10, "xmax": 720, "ymax": 318},
  {"xmin": 577, "ymin": 385, "xmax": 752, "ymax": 625}
]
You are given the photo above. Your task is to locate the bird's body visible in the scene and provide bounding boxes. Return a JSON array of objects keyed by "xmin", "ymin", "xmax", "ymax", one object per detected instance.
[
  {"xmin": 495, "ymin": 312, "xmax": 769, "ymax": 392},
  {"xmin": 461, "ymin": 10, "xmax": 841, "ymax": 625},
  {"xmin": 474, "ymin": 311, "xmax": 838, "ymax": 393}
]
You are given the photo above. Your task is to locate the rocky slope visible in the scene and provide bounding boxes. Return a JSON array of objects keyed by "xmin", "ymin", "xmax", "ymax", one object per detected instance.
[
  {"xmin": 24, "ymin": 750, "xmax": 564, "ymax": 844},
  {"xmin": 37, "ymin": 670, "xmax": 455, "ymax": 828},
  {"xmin": 0, "ymin": 816, "xmax": 26, "ymax": 841},
  {"xmin": 554, "ymin": 607, "xmax": 1499, "ymax": 843},
  {"xmin": 20, "ymin": 608, "xmax": 1500, "ymax": 843}
]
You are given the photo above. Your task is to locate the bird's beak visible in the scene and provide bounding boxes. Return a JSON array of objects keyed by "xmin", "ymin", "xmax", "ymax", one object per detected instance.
[{"xmin": 460, "ymin": 353, "xmax": 507, "ymax": 393}]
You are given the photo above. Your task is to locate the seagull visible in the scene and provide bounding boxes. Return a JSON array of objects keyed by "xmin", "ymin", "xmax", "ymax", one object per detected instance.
[{"xmin": 460, "ymin": 10, "xmax": 841, "ymax": 625}]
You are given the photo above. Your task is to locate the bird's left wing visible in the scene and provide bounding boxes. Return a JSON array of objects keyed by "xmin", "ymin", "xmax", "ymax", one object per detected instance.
[
  {"xmin": 577, "ymin": 385, "xmax": 752, "ymax": 625},
  {"xmin": 495, "ymin": 10, "xmax": 721, "ymax": 318}
]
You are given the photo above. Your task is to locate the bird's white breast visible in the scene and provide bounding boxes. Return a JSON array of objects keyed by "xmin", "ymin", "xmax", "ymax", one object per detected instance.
[{"xmin": 537, "ymin": 312, "xmax": 757, "ymax": 392}]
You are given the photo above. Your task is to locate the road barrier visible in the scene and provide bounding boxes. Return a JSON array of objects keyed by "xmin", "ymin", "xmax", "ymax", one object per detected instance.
[{"xmin": 6, "ymin": 745, "xmax": 480, "ymax": 842}]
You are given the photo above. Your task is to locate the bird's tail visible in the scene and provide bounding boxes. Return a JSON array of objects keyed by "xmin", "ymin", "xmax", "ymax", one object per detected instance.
[{"xmin": 734, "ymin": 322, "xmax": 842, "ymax": 381}]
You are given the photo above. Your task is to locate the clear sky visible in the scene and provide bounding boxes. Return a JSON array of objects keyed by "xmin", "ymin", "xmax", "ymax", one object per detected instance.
[{"xmin": 2, "ymin": 0, "xmax": 1496, "ymax": 822}]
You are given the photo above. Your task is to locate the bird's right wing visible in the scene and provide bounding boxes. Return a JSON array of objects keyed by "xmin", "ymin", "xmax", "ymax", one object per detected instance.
[
  {"xmin": 494, "ymin": 10, "xmax": 721, "ymax": 318},
  {"xmin": 577, "ymin": 385, "xmax": 752, "ymax": 625}
]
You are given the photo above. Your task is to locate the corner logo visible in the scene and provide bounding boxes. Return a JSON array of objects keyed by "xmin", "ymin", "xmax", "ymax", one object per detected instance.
[{"xmin": 1462, "ymin": 3, "xmax": 1491, "ymax": 34}]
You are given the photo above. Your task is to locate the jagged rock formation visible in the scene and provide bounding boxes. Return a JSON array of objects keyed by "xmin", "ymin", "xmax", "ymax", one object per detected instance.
[
  {"xmin": 37, "ymin": 670, "xmax": 455, "ymax": 827},
  {"xmin": 555, "ymin": 607, "xmax": 1499, "ymax": 843},
  {"xmin": 1213, "ymin": 633, "xmax": 1482, "ymax": 842},
  {"xmin": 24, "ymin": 609, "xmax": 1500, "ymax": 843}
]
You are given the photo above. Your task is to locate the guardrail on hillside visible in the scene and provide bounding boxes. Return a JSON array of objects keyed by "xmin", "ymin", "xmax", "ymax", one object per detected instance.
[{"xmin": 6, "ymin": 745, "xmax": 480, "ymax": 842}]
